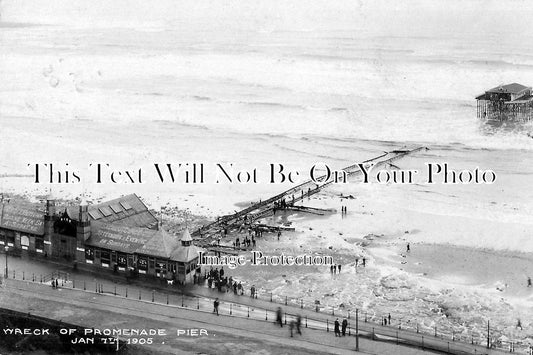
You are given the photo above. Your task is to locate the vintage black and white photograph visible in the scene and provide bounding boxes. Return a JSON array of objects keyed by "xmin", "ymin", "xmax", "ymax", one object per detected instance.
[{"xmin": 0, "ymin": 1, "xmax": 532, "ymax": 354}]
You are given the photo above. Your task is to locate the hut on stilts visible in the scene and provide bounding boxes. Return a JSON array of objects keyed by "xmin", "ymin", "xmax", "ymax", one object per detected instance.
[{"xmin": 476, "ymin": 83, "xmax": 533, "ymax": 121}]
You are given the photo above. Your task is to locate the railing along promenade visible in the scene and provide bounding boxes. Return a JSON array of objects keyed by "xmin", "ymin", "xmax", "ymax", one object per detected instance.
[{"xmin": 3, "ymin": 269, "xmax": 528, "ymax": 355}]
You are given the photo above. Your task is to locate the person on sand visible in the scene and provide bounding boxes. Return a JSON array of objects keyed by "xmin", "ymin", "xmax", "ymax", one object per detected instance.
[
  {"xmin": 528, "ymin": 277, "xmax": 532, "ymax": 288},
  {"xmin": 338, "ymin": 264, "xmax": 342, "ymax": 273},
  {"xmin": 407, "ymin": 243, "xmax": 410, "ymax": 253},
  {"xmin": 388, "ymin": 313, "xmax": 391, "ymax": 325},
  {"xmin": 278, "ymin": 230, "xmax": 281, "ymax": 241},
  {"xmin": 334, "ymin": 318, "xmax": 341, "ymax": 337},
  {"xmin": 362, "ymin": 258, "xmax": 366, "ymax": 267}
]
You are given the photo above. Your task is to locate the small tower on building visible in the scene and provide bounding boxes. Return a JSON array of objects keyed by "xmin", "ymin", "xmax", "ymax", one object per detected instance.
[{"xmin": 170, "ymin": 227, "xmax": 203, "ymax": 284}]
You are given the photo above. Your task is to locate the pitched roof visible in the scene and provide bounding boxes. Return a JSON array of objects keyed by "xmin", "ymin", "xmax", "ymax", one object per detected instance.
[
  {"xmin": 170, "ymin": 244, "xmax": 203, "ymax": 263},
  {"xmin": 486, "ymin": 83, "xmax": 530, "ymax": 94},
  {"xmin": 87, "ymin": 221, "xmax": 199, "ymax": 261},
  {"xmin": 86, "ymin": 222, "xmax": 153, "ymax": 254},
  {"xmin": 0, "ymin": 202, "xmax": 45, "ymax": 235},
  {"xmin": 137, "ymin": 227, "xmax": 179, "ymax": 258},
  {"xmin": 67, "ymin": 194, "xmax": 157, "ymax": 229}
]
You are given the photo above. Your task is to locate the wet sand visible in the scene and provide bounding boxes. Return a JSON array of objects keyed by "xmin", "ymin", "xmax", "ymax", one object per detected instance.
[{"xmin": 369, "ymin": 240, "xmax": 533, "ymax": 299}]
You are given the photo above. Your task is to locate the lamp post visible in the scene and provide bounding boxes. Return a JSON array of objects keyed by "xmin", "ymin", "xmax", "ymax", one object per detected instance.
[
  {"xmin": 4, "ymin": 246, "xmax": 8, "ymax": 279},
  {"xmin": 1, "ymin": 195, "xmax": 7, "ymax": 278}
]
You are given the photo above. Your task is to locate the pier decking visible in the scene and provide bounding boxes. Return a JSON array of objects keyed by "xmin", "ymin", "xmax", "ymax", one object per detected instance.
[{"xmin": 194, "ymin": 147, "xmax": 426, "ymax": 248}]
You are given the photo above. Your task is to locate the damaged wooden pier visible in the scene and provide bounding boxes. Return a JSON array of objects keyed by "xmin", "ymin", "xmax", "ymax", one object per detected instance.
[{"xmin": 193, "ymin": 147, "xmax": 426, "ymax": 249}]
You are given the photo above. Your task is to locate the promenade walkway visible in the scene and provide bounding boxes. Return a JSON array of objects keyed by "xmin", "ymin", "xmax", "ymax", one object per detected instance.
[
  {"xmin": 1, "ymin": 254, "xmax": 514, "ymax": 354},
  {"xmin": 2, "ymin": 277, "xmax": 434, "ymax": 355}
]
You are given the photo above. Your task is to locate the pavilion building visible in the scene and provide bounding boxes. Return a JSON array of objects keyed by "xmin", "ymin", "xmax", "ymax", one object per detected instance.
[{"xmin": 0, "ymin": 194, "xmax": 203, "ymax": 283}]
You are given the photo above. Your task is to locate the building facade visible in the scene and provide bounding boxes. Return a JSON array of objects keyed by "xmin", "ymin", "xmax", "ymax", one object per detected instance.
[{"xmin": 0, "ymin": 194, "xmax": 203, "ymax": 283}]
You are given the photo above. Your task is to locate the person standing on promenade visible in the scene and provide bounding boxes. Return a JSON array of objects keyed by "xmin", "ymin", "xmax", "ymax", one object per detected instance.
[
  {"xmin": 334, "ymin": 319, "xmax": 341, "ymax": 337},
  {"xmin": 289, "ymin": 320, "xmax": 295, "ymax": 337},
  {"xmin": 276, "ymin": 307, "xmax": 283, "ymax": 327},
  {"xmin": 341, "ymin": 318, "xmax": 347, "ymax": 336},
  {"xmin": 213, "ymin": 298, "xmax": 219, "ymax": 316},
  {"xmin": 296, "ymin": 315, "xmax": 302, "ymax": 335}
]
